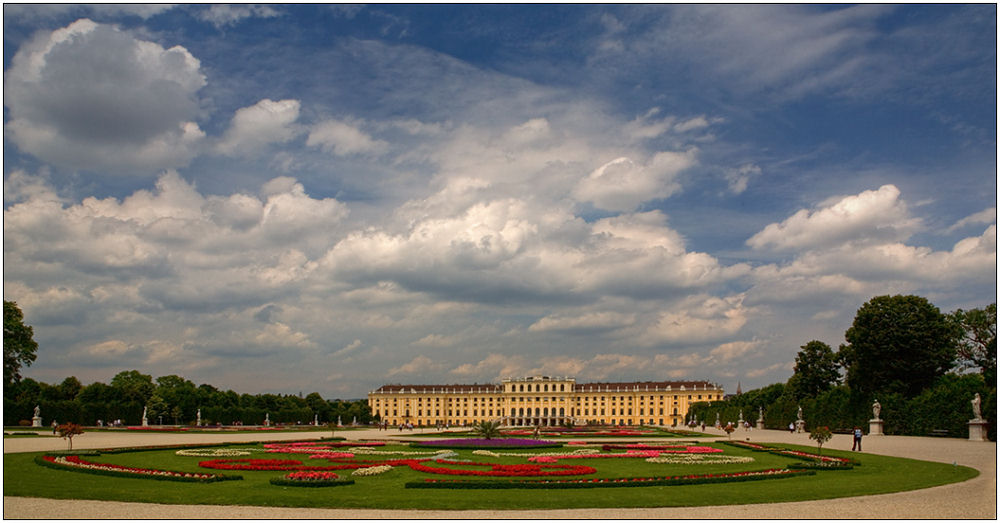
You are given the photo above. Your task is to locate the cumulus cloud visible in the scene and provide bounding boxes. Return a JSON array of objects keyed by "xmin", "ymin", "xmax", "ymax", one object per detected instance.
[
  {"xmin": 747, "ymin": 184, "xmax": 920, "ymax": 251},
  {"xmin": 4, "ymin": 19, "xmax": 207, "ymax": 172},
  {"xmin": 573, "ymin": 150, "xmax": 696, "ymax": 212},
  {"xmin": 216, "ymin": 99, "xmax": 301, "ymax": 156},
  {"xmin": 307, "ymin": 119, "xmax": 388, "ymax": 156}
]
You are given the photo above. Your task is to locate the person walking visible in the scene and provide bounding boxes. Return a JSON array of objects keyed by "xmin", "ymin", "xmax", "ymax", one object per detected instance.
[
  {"xmin": 788, "ymin": 422, "xmax": 795, "ymax": 433},
  {"xmin": 852, "ymin": 426, "xmax": 863, "ymax": 451}
]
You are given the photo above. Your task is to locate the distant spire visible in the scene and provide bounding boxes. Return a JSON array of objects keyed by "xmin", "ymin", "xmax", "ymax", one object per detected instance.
[{"xmin": 736, "ymin": 381, "xmax": 742, "ymax": 395}]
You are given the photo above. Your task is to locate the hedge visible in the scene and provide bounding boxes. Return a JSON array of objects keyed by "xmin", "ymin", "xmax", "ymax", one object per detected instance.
[{"xmin": 405, "ymin": 468, "xmax": 815, "ymax": 489}]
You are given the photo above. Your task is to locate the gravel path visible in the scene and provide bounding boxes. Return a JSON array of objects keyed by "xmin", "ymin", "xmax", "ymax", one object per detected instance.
[{"xmin": 4, "ymin": 426, "xmax": 995, "ymax": 519}]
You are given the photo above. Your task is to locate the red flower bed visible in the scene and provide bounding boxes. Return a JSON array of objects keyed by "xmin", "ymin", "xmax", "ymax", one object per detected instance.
[
  {"xmin": 199, "ymin": 457, "xmax": 425, "ymax": 472},
  {"xmin": 405, "ymin": 458, "xmax": 596, "ymax": 477},
  {"xmin": 126, "ymin": 426, "xmax": 188, "ymax": 432},
  {"xmin": 284, "ymin": 471, "xmax": 339, "ymax": 481},
  {"xmin": 42, "ymin": 455, "xmax": 228, "ymax": 481}
]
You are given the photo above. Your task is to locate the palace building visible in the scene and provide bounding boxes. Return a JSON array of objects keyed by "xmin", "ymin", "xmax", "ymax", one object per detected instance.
[{"xmin": 368, "ymin": 376, "xmax": 724, "ymax": 428}]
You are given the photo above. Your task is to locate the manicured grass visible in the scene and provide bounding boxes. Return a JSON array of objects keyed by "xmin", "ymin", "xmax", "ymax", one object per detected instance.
[{"xmin": 2, "ymin": 441, "xmax": 977, "ymax": 510}]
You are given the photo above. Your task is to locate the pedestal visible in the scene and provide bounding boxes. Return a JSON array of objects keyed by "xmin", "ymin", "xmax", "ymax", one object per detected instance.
[
  {"xmin": 756, "ymin": 419, "xmax": 765, "ymax": 430},
  {"xmin": 142, "ymin": 417, "xmax": 149, "ymax": 427},
  {"xmin": 31, "ymin": 416, "xmax": 42, "ymax": 428},
  {"xmin": 869, "ymin": 419, "xmax": 884, "ymax": 436},
  {"xmin": 968, "ymin": 419, "xmax": 988, "ymax": 442},
  {"xmin": 795, "ymin": 420, "xmax": 806, "ymax": 433}
]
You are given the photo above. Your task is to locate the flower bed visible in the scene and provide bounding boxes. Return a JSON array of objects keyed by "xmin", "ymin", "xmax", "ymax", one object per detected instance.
[
  {"xmin": 645, "ymin": 455, "xmax": 755, "ymax": 465},
  {"xmin": 352, "ymin": 465, "xmax": 393, "ymax": 476},
  {"xmin": 602, "ymin": 444, "xmax": 723, "ymax": 453},
  {"xmin": 410, "ymin": 438, "xmax": 560, "ymax": 449},
  {"xmin": 198, "ymin": 457, "xmax": 424, "ymax": 472},
  {"xmin": 405, "ymin": 468, "xmax": 815, "ymax": 489},
  {"xmin": 528, "ymin": 451, "xmax": 659, "ymax": 463},
  {"xmin": 37, "ymin": 455, "xmax": 239, "ymax": 483},
  {"xmin": 176, "ymin": 448, "xmax": 252, "ymax": 457},
  {"xmin": 126, "ymin": 426, "xmax": 189, "ymax": 432},
  {"xmin": 406, "ymin": 458, "xmax": 596, "ymax": 477},
  {"xmin": 721, "ymin": 441, "xmax": 857, "ymax": 465},
  {"xmin": 269, "ymin": 471, "xmax": 354, "ymax": 487}
]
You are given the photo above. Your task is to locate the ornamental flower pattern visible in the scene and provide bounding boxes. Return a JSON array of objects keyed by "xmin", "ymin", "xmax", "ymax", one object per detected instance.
[{"xmin": 43, "ymin": 455, "xmax": 227, "ymax": 481}]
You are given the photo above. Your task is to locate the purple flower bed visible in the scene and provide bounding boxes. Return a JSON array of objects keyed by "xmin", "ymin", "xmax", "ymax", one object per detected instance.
[{"xmin": 410, "ymin": 438, "xmax": 560, "ymax": 449}]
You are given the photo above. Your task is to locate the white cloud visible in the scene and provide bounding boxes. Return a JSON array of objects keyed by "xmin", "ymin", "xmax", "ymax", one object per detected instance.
[
  {"xmin": 528, "ymin": 311, "xmax": 635, "ymax": 333},
  {"xmin": 725, "ymin": 163, "xmax": 761, "ymax": 194},
  {"xmin": 197, "ymin": 4, "xmax": 280, "ymax": 29},
  {"xmin": 947, "ymin": 207, "xmax": 996, "ymax": 233},
  {"xmin": 307, "ymin": 119, "xmax": 387, "ymax": 156},
  {"xmin": 387, "ymin": 355, "xmax": 439, "ymax": 377},
  {"xmin": 4, "ymin": 19, "xmax": 206, "ymax": 173},
  {"xmin": 216, "ymin": 99, "xmax": 301, "ymax": 156},
  {"xmin": 747, "ymin": 184, "xmax": 920, "ymax": 251},
  {"xmin": 573, "ymin": 150, "xmax": 696, "ymax": 212}
]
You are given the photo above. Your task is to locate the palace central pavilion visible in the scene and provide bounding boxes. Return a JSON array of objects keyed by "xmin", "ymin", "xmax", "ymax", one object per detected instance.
[{"xmin": 368, "ymin": 375, "xmax": 724, "ymax": 427}]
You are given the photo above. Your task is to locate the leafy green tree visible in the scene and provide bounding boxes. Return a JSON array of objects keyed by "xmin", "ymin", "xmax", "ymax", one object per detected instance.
[
  {"xmin": 951, "ymin": 304, "xmax": 997, "ymax": 382},
  {"xmin": 840, "ymin": 295, "xmax": 960, "ymax": 399},
  {"xmin": 809, "ymin": 426, "xmax": 833, "ymax": 455},
  {"xmin": 787, "ymin": 340, "xmax": 840, "ymax": 400},
  {"xmin": 4, "ymin": 301, "xmax": 38, "ymax": 386},
  {"xmin": 110, "ymin": 370, "xmax": 155, "ymax": 405}
]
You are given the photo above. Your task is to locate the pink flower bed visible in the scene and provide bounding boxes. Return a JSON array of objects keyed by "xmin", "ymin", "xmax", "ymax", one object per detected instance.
[
  {"xmin": 407, "ymin": 458, "xmax": 596, "ymax": 477},
  {"xmin": 529, "ymin": 451, "xmax": 659, "ymax": 463},
  {"xmin": 44, "ymin": 455, "xmax": 220, "ymax": 480}
]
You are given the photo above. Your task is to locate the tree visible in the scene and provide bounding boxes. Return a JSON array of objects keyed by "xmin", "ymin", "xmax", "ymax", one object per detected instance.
[
  {"xmin": 951, "ymin": 304, "xmax": 997, "ymax": 382},
  {"xmin": 840, "ymin": 295, "xmax": 960, "ymax": 399},
  {"xmin": 809, "ymin": 426, "xmax": 833, "ymax": 455},
  {"xmin": 472, "ymin": 420, "xmax": 502, "ymax": 440},
  {"xmin": 4, "ymin": 301, "xmax": 38, "ymax": 386},
  {"xmin": 787, "ymin": 341, "xmax": 840, "ymax": 400},
  {"xmin": 110, "ymin": 370, "xmax": 155, "ymax": 405},
  {"xmin": 57, "ymin": 423, "xmax": 84, "ymax": 450}
]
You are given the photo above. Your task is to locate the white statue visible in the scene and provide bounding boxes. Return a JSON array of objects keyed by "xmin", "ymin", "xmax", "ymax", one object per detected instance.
[
  {"xmin": 972, "ymin": 393, "xmax": 982, "ymax": 420},
  {"xmin": 758, "ymin": 406, "xmax": 764, "ymax": 420},
  {"xmin": 142, "ymin": 406, "xmax": 148, "ymax": 420},
  {"xmin": 196, "ymin": 409, "xmax": 202, "ymax": 426},
  {"xmin": 797, "ymin": 405, "xmax": 803, "ymax": 421},
  {"xmin": 265, "ymin": 413, "xmax": 270, "ymax": 425},
  {"xmin": 33, "ymin": 405, "xmax": 40, "ymax": 418},
  {"xmin": 872, "ymin": 399, "xmax": 881, "ymax": 421}
]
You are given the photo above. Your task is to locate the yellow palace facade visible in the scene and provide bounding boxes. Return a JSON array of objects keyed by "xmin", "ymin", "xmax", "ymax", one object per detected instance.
[{"xmin": 368, "ymin": 376, "xmax": 724, "ymax": 428}]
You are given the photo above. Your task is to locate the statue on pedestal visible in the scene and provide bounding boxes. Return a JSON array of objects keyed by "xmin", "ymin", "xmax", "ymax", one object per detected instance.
[
  {"xmin": 797, "ymin": 405, "xmax": 803, "ymax": 422},
  {"xmin": 34, "ymin": 405, "xmax": 40, "ymax": 418},
  {"xmin": 872, "ymin": 399, "xmax": 881, "ymax": 421},
  {"xmin": 196, "ymin": 408, "xmax": 202, "ymax": 426},
  {"xmin": 972, "ymin": 393, "xmax": 982, "ymax": 421}
]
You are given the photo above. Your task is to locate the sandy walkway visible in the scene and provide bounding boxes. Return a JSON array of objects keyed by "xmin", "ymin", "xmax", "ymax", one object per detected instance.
[{"xmin": 4, "ymin": 426, "xmax": 995, "ymax": 519}]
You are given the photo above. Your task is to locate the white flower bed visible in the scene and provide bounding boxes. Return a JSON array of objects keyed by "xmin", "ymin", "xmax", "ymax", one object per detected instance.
[
  {"xmin": 347, "ymin": 447, "xmax": 449, "ymax": 456},
  {"xmin": 645, "ymin": 455, "xmax": 755, "ymax": 465},
  {"xmin": 351, "ymin": 465, "xmax": 393, "ymax": 476},
  {"xmin": 473, "ymin": 448, "xmax": 600, "ymax": 458},
  {"xmin": 175, "ymin": 448, "xmax": 252, "ymax": 457}
]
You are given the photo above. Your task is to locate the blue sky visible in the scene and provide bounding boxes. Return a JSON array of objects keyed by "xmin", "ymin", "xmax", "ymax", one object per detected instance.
[{"xmin": 3, "ymin": 4, "xmax": 996, "ymax": 398}]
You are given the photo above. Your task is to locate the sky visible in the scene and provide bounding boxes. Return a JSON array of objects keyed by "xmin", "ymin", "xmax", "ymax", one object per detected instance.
[{"xmin": 3, "ymin": 4, "xmax": 996, "ymax": 399}]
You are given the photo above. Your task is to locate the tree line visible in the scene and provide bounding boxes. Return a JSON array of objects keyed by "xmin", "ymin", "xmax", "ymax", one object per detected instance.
[
  {"xmin": 689, "ymin": 295, "xmax": 996, "ymax": 440},
  {"xmin": 3, "ymin": 368, "xmax": 374, "ymax": 427}
]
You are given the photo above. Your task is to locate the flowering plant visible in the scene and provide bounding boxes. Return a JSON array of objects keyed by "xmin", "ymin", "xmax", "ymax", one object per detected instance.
[
  {"xmin": 269, "ymin": 470, "xmax": 354, "ymax": 487},
  {"xmin": 411, "ymin": 438, "xmax": 558, "ymax": 448},
  {"xmin": 407, "ymin": 468, "xmax": 814, "ymax": 489},
  {"xmin": 352, "ymin": 465, "xmax": 393, "ymax": 476},
  {"xmin": 38, "ymin": 455, "xmax": 237, "ymax": 483}
]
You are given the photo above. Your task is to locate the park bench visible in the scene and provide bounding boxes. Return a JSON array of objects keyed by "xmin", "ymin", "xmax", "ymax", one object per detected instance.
[{"xmin": 928, "ymin": 429, "xmax": 949, "ymax": 437}]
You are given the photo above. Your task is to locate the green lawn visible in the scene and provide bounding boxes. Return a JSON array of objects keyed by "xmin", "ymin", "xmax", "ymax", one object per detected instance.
[{"xmin": 3, "ymin": 441, "xmax": 977, "ymax": 510}]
